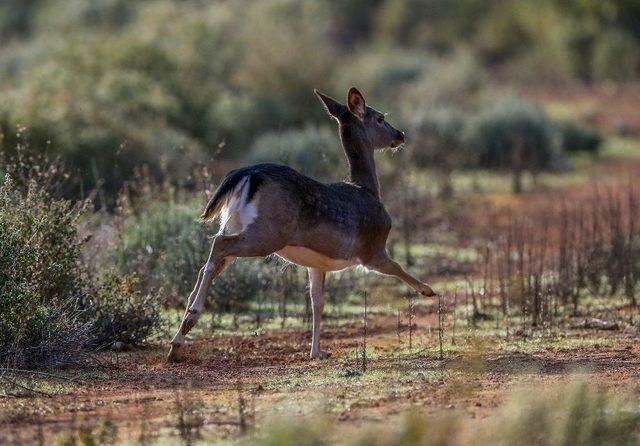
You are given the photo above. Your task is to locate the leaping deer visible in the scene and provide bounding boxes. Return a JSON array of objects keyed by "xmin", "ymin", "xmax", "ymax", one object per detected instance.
[{"xmin": 167, "ymin": 87, "xmax": 436, "ymax": 362}]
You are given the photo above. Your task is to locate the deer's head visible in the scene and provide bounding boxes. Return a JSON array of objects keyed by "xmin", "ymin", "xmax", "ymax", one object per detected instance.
[{"xmin": 315, "ymin": 87, "xmax": 405, "ymax": 151}]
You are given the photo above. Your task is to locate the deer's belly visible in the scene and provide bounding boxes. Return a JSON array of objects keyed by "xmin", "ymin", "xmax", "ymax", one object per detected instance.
[{"xmin": 276, "ymin": 246, "xmax": 356, "ymax": 271}]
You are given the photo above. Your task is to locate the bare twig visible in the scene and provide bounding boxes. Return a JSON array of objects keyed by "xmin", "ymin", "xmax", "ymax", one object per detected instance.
[
  {"xmin": 362, "ymin": 291, "xmax": 368, "ymax": 373},
  {"xmin": 0, "ymin": 374, "xmax": 53, "ymax": 397},
  {"xmin": 408, "ymin": 294, "xmax": 414, "ymax": 351},
  {"xmin": 0, "ymin": 368, "xmax": 83, "ymax": 383},
  {"xmin": 438, "ymin": 292, "xmax": 445, "ymax": 360}
]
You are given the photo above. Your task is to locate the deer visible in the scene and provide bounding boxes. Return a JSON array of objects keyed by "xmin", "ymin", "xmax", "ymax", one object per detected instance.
[{"xmin": 167, "ymin": 87, "xmax": 437, "ymax": 363}]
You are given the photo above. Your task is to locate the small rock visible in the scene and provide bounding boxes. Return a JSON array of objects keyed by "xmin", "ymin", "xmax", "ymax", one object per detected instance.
[
  {"xmin": 571, "ymin": 318, "xmax": 619, "ymax": 331},
  {"xmin": 111, "ymin": 341, "xmax": 124, "ymax": 352},
  {"xmin": 340, "ymin": 368, "xmax": 362, "ymax": 378}
]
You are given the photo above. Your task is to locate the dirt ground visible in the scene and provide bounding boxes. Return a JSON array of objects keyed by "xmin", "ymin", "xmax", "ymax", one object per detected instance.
[{"xmin": 2, "ymin": 310, "xmax": 639, "ymax": 445}]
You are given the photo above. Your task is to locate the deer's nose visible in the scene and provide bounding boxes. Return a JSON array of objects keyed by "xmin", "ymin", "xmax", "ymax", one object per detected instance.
[{"xmin": 396, "ymin": 130, "xmax": 405, "ymax": 143}]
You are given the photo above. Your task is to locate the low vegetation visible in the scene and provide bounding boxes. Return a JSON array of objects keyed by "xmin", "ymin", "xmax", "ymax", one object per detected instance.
[
  {"xmin": 255, "ymin": 383, "xmax": 639, "ymax": 446},
  {"xmin": 0, "ymin": 172, "xmax": 91, "ymax": 367},
  {"xmin": 0, "ymin": 160, "xmax": 163, "ymax": 368}
]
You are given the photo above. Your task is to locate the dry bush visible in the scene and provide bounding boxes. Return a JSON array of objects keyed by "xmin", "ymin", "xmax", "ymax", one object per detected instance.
[
  {"xmin": 89, "ymin": 272, "xmax": 163, "ymax": 348},
  {"xmin": 484, "ymin": 181, "xmax": 640, "ymax": 326}
]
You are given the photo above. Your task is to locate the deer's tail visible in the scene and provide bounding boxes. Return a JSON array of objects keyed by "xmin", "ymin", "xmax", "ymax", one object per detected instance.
[{"xmin": 198, "ymin": 169, "xmax": 262, "ymax": 222}]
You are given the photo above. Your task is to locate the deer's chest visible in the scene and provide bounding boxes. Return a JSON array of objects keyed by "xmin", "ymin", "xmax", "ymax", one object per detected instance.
[{"xmin": 276, "ymin": 246, "xmax": 357, "ymax": 271}]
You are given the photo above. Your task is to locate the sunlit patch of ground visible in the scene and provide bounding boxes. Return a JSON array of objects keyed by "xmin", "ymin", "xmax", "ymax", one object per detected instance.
[{"xmin": 2, "ymin": 305, "xmax": 639, "ymax": 445}]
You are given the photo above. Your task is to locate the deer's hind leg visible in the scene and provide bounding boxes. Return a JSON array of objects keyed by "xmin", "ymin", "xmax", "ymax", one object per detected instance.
[
  {"xmin": 167, "ymin": 224, "xmax": 288, "ymax": 362},
  {"xmin": 168, "ymin": 234, "xmax": 236, "ymax": 362}
]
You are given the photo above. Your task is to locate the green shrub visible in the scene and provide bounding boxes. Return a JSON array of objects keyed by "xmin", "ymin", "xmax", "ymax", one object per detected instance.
[
  {"xmin": 0, "ymin": 0, "xmax": 41, "ymax": 39},
  {"xmin": 114, "ymin": 201, "xmax": 210, "ymax": 306},
  {"xmin": 210, "ymin": 259, "xmax": 274, "ymax": 313},
  {"xmin": 207, "ymin": 92, "xmax": 289, "ymax": 151},
  {"xmin": 411, "ymin": 107, "xmax": 470, "ymax": 197},
  {"xmin": 247, "ymin": 125, "xmax": 345, "ymax": 182},
  {"xmin": 372, "ymin": 0, "xmax": 489, "ymax": 50},
  {"xmin": 0, "ymin": 174, "xmax": 90, "ymax": 367},
  {"xmin": 234, "ymin": 0, "xmax": 335, "ymax": 119},
  {"xmin": 32, "ymin": 0, "xmax": 134, "ymax": 33},
  {"xmin": 557, "ymin": 120, "xmax": 602, "ymax": 154},
  {"xmin": 468, "ymin": 98, "xmax": 556, "ymax": 193},
  {"xmin": 490, "ymin": 381, "xmax": 640, "ymax": 446},
  {"xmin": 592, "ymin": 29, "xmax": 640, "ymax": 82},
  {"xmin": 0, "ymin": 159, "xmax": 163, "ymax": 366},
  {"xmin": 114, "ymin": 199, "xmax": 273, "ymax": 312},
  {"xmin": 89, "ymin": 272, "xmax": 163, "ymax": 347}
]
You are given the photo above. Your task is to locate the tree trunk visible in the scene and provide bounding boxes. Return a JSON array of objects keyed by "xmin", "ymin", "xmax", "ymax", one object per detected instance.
[
  {"xmin": 438, "ymin": 167, "xmax": 454, "ymax": 200},
  {"xmin": 511, "ymin": 138, "xmax": 525, "ymax": 194},
  {"xmin": 512, "ymin": 169, "xmax": 523, "ymax": 194}
]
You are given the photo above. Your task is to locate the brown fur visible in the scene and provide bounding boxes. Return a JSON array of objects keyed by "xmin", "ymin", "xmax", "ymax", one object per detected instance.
[{"xmin": 167, "ymin": 87, "xmax": 436, "ymax": 363}]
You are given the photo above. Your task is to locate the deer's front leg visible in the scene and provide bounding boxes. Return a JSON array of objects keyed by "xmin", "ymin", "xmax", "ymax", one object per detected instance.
[
  {"xmin": 367, "ymin": 255, "xmax": 437, "ymax": 297},
  {"xmin": 308, "ymin": 268, "xmax": 329, "ymax": 359}
]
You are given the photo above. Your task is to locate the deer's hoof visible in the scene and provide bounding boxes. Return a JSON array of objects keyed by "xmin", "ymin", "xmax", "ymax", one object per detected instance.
[
  {"xmin": 310, "ymin": 350, "xmax": 331, "ymax": 360},
  {"xmin": 166, "ymin": 344, "xmax": 185, "ymax": 363},
  {"xmin": 421, "ymin": 285, "xmax": 437, "ymax": 297}
]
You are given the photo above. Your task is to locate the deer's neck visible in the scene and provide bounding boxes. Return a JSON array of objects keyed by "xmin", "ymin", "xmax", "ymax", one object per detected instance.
[{"xmin": 341, "ymin": 127, "xmax": 379, "ymax": 198}]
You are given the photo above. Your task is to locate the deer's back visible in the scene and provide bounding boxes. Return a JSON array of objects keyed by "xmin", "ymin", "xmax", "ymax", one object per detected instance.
[{"xmin": 234, "ymin": 163, "xmax": 392, "ymax": 263}]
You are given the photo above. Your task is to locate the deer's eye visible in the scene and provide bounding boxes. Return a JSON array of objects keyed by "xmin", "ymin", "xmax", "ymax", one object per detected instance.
[{"xmin": 377, "ymin": 115, "xmax": 384, "ymax": 125}]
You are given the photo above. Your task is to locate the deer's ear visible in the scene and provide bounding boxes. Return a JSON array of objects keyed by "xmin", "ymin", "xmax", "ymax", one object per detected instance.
[
  {"xmin": 347, "ymin": 87, "xmax": 365, "ymax": 121},
  {"xmin": 314, "ymin": 89, "xmax": 344, "ymax": 121}
]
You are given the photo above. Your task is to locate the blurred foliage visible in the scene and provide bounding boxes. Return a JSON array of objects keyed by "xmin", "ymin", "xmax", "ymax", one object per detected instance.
[
  {"xmin": 411, "ymin": 106, "xmax": 470, "ymax": 197},
  {"xmin": 476, "ymin": 0, "xmax": 575, "ymax": 82},
  {"xmin": 469, "ymin": 99, "xmax": 556, "ymax": 167},
  {"xmin": 113, "ymin": 200, "xmax": 271, "ymax": 312},
  {"xmin": 247, "ymin": 125, "xmax": 345, "ymax": 182},
  {"xmin": 557, "ymin": 120, "xmax": 602, "ymax": 154},
  {"xmin": 468, "ymin": 98, "xmax": 556, "ymax": 193},
  {"xmin": 407, "ymin": 96, "xmax": 580, "ymax": 195},
  {"xmin": 592, "ymin": 29, "xmax": 640, "ymax": 82},
  {"xmin": 250, "ymin": 381, "xmax": 640, "ymax": 446},
  {"xmin": 113, "ymin": 200, "xmax": 210, "ymax": 305},
  {"xmin": 0, "ymin": 0, "xmax": 636, "ymax": 200},
  {"xmin": 210, "ymin": 259, "xmax": 274, "ymax": 314}
]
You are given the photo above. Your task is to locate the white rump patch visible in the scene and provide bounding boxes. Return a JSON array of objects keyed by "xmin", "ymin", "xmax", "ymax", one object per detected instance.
[{"xmin": 219, "ymin": 176, "xmax": 259, "ymax": 235}]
